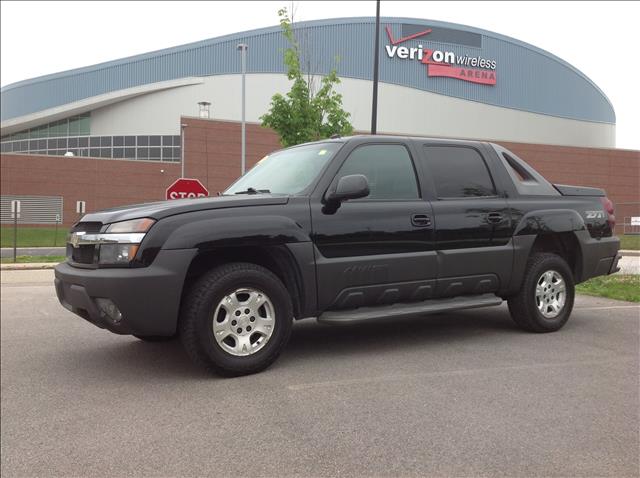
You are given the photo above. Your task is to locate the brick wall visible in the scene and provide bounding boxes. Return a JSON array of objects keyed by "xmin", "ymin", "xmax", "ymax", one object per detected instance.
[
  {"xmin": 1, "ymin": 118, "xmax": 638, "ymax": 229},
  {"xmin": 181, "ymin": 117, "xmax": 281, "ymax": 195},
  {"xmin": 499, "ymin": 141, "xmax": 640, "ymax": 205},
  {"xmin": 0, "ymin": 154, "xmax": 180, "ymax": 226}
]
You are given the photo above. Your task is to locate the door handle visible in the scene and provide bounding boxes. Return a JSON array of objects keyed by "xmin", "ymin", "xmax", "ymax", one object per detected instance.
[
  {"xmin": 487, "ymin": 212, "xmax": 504, "ymax": 224},
  {"xmin": 411, "ymin": 214, "xmax": 431, "ymax": 227}
]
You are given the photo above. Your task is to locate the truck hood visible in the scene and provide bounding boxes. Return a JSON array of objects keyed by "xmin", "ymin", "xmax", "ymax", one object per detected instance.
[{"xmin": 78, "ymin": 194, "xmax": 290, "ymax": 225}]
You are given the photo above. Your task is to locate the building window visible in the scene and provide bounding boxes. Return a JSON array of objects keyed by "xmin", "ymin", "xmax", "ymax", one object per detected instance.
[
  {"xmin": 1, "ymin": 112, "xmax": 92, "ymax": 143},
  {"xmin": 2, "ymin": 129, "xmax": 180, "ymax": 162}
]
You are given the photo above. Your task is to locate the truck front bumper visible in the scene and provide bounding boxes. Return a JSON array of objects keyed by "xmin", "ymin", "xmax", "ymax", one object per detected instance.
[{"xmin": 54, "ymin": 249, "xmax": 196, "ymax": 336}]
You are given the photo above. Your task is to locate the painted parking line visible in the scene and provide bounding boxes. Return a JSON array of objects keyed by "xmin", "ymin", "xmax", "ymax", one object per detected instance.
[{"xmin": 574, "ymin": 305, "xmax": 639, "ymax": 310}]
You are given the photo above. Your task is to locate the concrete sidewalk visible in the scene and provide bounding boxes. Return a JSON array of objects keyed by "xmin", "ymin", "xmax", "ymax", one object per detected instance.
[
  {"xmin": 1, "ymin": 262, "xmax": 59, "ymax": 271},
  {"xmin": 0, "ymin": 247, "xmax": 65, "ymax": 258}
]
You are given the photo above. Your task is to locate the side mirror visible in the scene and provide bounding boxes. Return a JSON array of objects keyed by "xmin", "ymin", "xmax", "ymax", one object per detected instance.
[{"xmin": 325, "ymin": 174, "xmax": 370, "ymax": 203}]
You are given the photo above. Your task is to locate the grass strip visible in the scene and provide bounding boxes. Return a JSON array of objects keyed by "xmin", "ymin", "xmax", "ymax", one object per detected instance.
[{"xmin": 576, "ymin": 274, "xmax": 640, "ymax": 302}]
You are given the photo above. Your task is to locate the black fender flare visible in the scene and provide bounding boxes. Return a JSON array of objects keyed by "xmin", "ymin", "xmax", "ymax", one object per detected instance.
[
  {"xmin": 160, "ymin": 215, "xmax": 317, "ymax": 318},
  {"xmin": 507, "ymin": 209, "xmax": 586, "ymax": 295}
]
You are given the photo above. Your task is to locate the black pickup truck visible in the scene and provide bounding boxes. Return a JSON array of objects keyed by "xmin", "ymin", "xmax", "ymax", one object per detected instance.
[{"xmin": 55, "ymin": 136, "xmax": 621, "ymax": 376}]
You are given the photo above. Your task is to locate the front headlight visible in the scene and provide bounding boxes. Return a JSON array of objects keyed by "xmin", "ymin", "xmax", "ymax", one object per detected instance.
[
  {"xmin": 98, "ymin": 218, "xmax": 155, "ymax": 265},
  {"xmin": 98, "ymin": 244, "xmax": 141, "ymax": 265},
  {"xmin": 68, "ymin": 218, "xmax": 156, "ymax": 266}
]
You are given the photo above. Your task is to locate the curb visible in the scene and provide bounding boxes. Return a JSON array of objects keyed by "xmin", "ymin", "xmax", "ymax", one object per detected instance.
[
  {"xmin": 0, "ymin": 263, "xmax": 59, "ymax": 271},
  {"xmin": 621, "ymin": 250, "xmax": 640, "ymax": 257}
]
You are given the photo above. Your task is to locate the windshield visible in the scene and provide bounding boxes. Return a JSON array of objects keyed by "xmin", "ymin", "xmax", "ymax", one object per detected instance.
[{"xmin": 224, "ymin": 142, "xmax": 342, "ymax": 195}]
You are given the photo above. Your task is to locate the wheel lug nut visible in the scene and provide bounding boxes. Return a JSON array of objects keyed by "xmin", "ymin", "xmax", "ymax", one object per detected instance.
[
  {"xmin": 244, "ymin": 308, "xmax": 250, "ymax": 314},
  {"xmin": 237, "ymin": 328, "xmax": 242, "ymax": 333},
  {"xmin": 250, "ymin": 316, "xmax": 255, "ymax": 322},
  {"xmin": 235, "ymin": 311, "xmax": 241, "ymax": 316},
  {"xmin": 231, "ymin": 320, "xmax": 237, "ymax": 326},
  {"xmin": 247, "ymin": 326, "xmax": 252, "ymax": 332}
]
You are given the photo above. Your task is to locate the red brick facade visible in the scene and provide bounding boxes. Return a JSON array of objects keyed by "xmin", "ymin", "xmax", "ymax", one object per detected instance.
[{"xmin": 1, "ymin": 117, "xmax": 638, "ymax": 231}]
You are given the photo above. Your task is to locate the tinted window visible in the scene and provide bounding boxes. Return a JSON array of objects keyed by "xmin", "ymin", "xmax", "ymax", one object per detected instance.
[
  {"xmin": 336, "ymin": 144, "xmax": 419, "ymax": 200},
  {"xmin": 423, "ymin": 146, "xmax": 495, "ymax": 198}
]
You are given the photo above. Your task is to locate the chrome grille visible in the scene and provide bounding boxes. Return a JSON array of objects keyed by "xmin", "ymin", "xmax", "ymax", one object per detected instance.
[{"xmin": 67, "ymin": 222, "xmax": 102, "ymax": 264}]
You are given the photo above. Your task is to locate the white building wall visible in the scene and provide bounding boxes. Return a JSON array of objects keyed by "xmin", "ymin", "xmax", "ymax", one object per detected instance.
[{"xmin": 90, "ymin": 74, "xmax": 615, "ymax": 148}]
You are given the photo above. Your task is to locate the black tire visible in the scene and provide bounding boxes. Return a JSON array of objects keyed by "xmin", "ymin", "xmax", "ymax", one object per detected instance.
[
  {"xmin": 507, "ymin": 252, "xmax": 575, "ymax": 333},
  {"xmin": 179, "ymin": 262, "xmax": 293, "ymax": 376},
  {"xmin": 133, "ymin": 334, "xmax": 177, "ymax": 342}
]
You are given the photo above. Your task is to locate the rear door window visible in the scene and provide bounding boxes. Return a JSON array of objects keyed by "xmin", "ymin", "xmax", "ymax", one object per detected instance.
[{"xmin": 422, "ymin": 146, "xmax": 496, "ymax": 198}]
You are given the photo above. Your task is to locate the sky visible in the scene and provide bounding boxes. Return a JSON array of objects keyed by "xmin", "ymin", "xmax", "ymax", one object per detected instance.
[{"xmin": 1, "ymin": 1, "xmax": 639, "ymax": 149}]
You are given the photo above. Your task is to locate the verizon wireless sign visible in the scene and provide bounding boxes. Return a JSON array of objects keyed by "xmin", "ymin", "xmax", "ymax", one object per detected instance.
[{"xmin": 385, "ymin": 25, "xmax": 497, "ymax": 86}]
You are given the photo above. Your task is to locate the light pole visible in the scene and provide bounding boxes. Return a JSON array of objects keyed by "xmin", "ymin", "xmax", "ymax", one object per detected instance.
[
  {"xmin": 371, "ymin": 0, "xmax": 381, "ymax": 134},
  {"xmin": 180, "ymin": 123, "xmax": 187, "ymax": 178},
  {"xmin": 237, "ymin": 43, "xmax": 248, "ymax": 175}
]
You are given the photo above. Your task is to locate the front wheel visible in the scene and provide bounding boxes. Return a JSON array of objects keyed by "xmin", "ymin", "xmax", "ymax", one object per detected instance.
[
  {"xmin": 180, "ymin": 262, "xmax": 293, "ymax": 376},
  {"xmin": 508, "ymin": 253, "xmax": 575, "ymax": 333}
]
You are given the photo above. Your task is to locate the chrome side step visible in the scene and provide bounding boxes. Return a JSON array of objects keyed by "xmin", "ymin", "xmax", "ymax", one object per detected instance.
[{"xmin": 317, "ymin": 294, "xmax": 503, "ymax": 325}]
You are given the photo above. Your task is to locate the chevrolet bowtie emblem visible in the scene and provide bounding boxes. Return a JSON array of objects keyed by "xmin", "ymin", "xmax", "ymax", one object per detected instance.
[{"xmin": 69, "ymin": 232, "xmax": 85, "ymax": 248}]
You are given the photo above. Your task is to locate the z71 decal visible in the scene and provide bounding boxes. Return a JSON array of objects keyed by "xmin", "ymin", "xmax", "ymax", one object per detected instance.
[{"xmin": 585, "ymin": 210, "xmax": 606, "ymax": 219}]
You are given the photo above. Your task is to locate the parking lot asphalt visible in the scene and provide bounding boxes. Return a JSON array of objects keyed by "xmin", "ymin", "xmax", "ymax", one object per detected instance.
[{"xmin": 1, "ymin": 270, "xmax": 638, "ymax": 477}]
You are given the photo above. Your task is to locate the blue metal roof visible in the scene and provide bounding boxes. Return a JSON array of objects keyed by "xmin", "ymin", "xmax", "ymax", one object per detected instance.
[{"xmin": 0, "ymin": 17, "xmax": 615, "ymax": 124}]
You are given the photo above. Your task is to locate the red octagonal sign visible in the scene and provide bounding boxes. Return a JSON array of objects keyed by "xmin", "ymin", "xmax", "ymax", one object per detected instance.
[{"xmin": 166, "ymin": 178, "xmax": 209, "ymax": 200}]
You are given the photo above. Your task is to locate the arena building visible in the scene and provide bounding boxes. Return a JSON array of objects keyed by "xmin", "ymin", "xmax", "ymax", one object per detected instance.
[{"xmin": 1, "ymin": 17, "xmax": 638, "ymax": 227}]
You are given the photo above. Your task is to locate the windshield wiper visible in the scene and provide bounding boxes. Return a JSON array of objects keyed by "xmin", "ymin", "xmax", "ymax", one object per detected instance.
[{"xmin": 233, "ymin": 187, "xmax": 270, "ymax": 195}]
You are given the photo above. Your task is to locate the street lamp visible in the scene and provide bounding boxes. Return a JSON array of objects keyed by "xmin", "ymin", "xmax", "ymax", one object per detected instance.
[
  {"xmin": 236, "ymin": 43, "xmax": 248, "ymax": 175},
  {"xmin": 180, "ymin": 123, "xmax": 187, "ymax": 178},
  {"xmin": 371, "ymin": 0, "xmax": 381, "ymax": 134}
]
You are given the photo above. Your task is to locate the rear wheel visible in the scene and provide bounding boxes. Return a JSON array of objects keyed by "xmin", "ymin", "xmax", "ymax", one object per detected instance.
[
  {"xmin": 508, "ymin": 253, "xmax": 575, "ymax": 332},
  {"xmin": 180, "ymin": 262, "xmax": 293, "ymax": 376}
]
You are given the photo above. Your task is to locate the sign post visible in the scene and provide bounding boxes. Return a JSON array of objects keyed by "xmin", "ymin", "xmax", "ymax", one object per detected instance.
[
  {"xmin": 11, "ymin": 200, "xmax": 21, "ymax": 263},
  {"xmin": 76, "ymin": 200, "xmax": 86, "ymax": 222},
  {"xmin": 54, "ymin": 213, "xmax": 61, "ymax": 247},
  {"xmin": 166, "ymin": 178, "xmax": 209, "ymax": 200}
]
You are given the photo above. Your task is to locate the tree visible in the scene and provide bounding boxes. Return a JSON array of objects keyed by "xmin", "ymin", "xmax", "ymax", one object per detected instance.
[{"xmin": 261, "ymin": 7, "xmax": 354, "ymax": 147}]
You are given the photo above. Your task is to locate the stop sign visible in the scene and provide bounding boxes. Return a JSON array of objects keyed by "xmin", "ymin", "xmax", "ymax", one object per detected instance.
[{"xmin": 166, "ymin": 178, "xmax": 209, "ymax": 200}]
